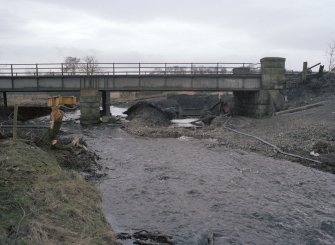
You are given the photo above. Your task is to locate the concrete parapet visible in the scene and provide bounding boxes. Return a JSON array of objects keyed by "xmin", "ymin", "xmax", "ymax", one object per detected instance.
[{"xmin": 80, "ymin": 89, "xmax": 101, "ymax": 125}]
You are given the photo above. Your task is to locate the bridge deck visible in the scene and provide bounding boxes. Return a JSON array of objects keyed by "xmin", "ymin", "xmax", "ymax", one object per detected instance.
[{"xmin": 0, "ymin": 74, "xmax": 262, "ymax": 92}]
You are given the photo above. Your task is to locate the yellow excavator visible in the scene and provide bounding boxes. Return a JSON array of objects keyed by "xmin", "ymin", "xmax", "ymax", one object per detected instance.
[{"xmin": 47, "ymin": 96, "xmax": 77, "ymax": 110}]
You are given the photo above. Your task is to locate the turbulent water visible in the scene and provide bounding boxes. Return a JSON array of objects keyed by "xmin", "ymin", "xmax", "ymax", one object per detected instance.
[{"xmin": 82, "ymin": 126, "xmax": 335, "ymax": 244}]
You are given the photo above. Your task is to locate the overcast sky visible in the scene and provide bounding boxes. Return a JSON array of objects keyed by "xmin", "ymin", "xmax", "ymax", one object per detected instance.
[{"xmin": 0, "ymin": 0, "xmax": 334, "ymax": 70}]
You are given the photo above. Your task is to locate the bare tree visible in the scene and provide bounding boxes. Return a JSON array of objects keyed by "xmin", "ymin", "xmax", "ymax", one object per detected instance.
[
  {"xmin": 327, "ymin": 40, "xmax": 335, "ymax": 72},
  {"xmin": 150, "ymin": 67, "xmax": 164, "ymax": 74},
  {"xmin": 220, "ymin": 67, "xmax": 227, "ymax": 74},
  {"xmin": 80, "ymin": 56, "xmax": 100, "ymax": 75},
  {"xmin": 191, "ymin": 65, "xmax": 226, "ymax": 74},
  {"xmin": 63, "ymin": 56, "xmax": 80, "ymax": 75},
  {"xmin": 166, "ymin": 65, "xmax": 187, "ymax": 74}
]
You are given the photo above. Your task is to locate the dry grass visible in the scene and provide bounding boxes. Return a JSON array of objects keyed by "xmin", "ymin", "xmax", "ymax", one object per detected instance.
[{"xmin": 0, "ymin": 139, "xmax": 116, "ymax": 245}]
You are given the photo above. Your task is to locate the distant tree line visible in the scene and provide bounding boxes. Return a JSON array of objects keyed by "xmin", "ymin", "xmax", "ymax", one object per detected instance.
[
  {"xmin": 150, "ymin": 65, "xmax": 228, "ymax": 75},
  {"xmin": 63, "ymin": 55, "xmax": 100, "ymax": 75}
]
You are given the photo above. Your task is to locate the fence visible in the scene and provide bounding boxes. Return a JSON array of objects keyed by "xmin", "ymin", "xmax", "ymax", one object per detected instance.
[{"xmin": 0, "ymin": 62, "xmax": 261, "ymax": 77}]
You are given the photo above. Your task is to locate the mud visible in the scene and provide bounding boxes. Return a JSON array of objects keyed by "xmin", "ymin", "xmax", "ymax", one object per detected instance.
[
  {"xmin": 0, "ymin": 106, "xmax": 51, "ymax": 121},
  {"xmin": 82, "ymin": 126, "xmax": 335, "ymax": 244}
]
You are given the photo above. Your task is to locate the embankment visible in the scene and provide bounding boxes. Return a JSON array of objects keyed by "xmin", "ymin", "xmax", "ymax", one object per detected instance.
[{"xmin": 0, "ymin": 139, "xmax": 116, "ymax": 244}]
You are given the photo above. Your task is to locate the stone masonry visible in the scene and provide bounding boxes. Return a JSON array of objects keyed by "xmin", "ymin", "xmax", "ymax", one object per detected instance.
[
  {"xmin": 234, "ymin": 57, "xmax": 286, "ymax": 118},
  {"xmin": 80, "ymin": 89, "xmax": 101, "ymax": 125}
]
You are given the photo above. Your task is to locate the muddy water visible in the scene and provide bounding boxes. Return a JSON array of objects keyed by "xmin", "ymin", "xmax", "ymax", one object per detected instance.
[{"xmin": 83, "ymin": 126, "xmax": 335, "ymax": 244}]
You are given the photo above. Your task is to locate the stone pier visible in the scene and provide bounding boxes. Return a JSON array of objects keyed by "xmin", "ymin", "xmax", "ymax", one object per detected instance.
[
  {"xmin": 80, "ymin": 89, "xmax": 101, "ymax": 125},
  {"xmin": 101, "ymin": 91, "xmax": 111, "ymax": 116},
  {"xmin": 234, "ymin": 57, "xmax": 285, "ymax": 118}
]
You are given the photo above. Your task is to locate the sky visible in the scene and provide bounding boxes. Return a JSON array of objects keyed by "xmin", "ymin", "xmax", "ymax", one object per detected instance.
[{"xmin": 0, "ymin": 0, "xmax": 334, "ymax": 70}]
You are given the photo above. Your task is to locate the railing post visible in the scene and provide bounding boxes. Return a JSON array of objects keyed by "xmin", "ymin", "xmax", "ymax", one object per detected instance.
[
  {"xmin": 61, "ymin": 63, "xmax": 64, "ymax": 90},
  {"xmin": 139, "ymin": 63, "xmax": 141, "ymax": 75},
  {"xmin": 86, "ymin": 63, "xmax": 89, "ymax": 75},
  {"xmin": 36, "ymin": 64, "xmax": 39, "ymax": 76},
  {"xmin": 113, "ymin": 63, "xmax": 115, "ymax": 75},
  {"xmin": 164, "ymin": 63, "xmax": 167, "ymax": 75},
  {"xmin": 217, "ymin": 63, "xmax": 219, "ymax": 75},
  {"xmin": 10, "ymin": 64, "xmax": 13, "ymax": 77},
  {"xmin": 190, "ymin": 63, "xmax": 193, "ymax": 75}
]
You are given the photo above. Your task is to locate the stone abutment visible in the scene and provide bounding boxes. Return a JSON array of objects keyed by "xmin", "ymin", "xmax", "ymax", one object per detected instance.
[{"xmin": 234, "ymin": 57, "xmax": 286, "ymax": 117}]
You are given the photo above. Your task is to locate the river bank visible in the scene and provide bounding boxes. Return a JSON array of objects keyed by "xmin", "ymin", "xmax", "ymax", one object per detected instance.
[
  {"xmin": 0, "ymin": 138, "xmax": 117, "ymax": 244},
  {"xmin": 124, "ymin": 97, "xmax": 335, "ymax": 174}
]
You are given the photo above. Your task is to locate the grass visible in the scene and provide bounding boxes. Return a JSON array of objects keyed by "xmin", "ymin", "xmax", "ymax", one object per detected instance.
[{"xmin": 0, "ymin": 139, "xmax": 116, "ymax": 245}]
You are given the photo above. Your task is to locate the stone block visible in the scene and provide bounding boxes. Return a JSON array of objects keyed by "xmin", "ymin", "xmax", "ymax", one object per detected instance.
[
  {"xmin": 80, "ymin": 96, "xmax": 100, "ymax": 103},
  {"xmin": 236, "ymin": 104, "xmax": 273, "ymax": 118},
  {"xmin": 261, "ymin": 74, "xmax": 285, "ymax": 89},
  {"xmin": 260, "ymin": 57, "xmax": 286, "ymax": 90},
  {"xmin": 101, "ymin": 115, "xmax": 117, "ymax": 123},
  {"xmin": 261, "ymin": 68, "xmax": 286, "ymax": 75},
  {"xmin": 80, "ymin": 89, "xmax": 99, "ymax": 97},
  {"xmin": 260, "ymin": 57, "xmax": 286, "ymax": 69},
  {"xmin": 80, "ymin": 89, "xmax": 101, "ymax": 125},
  {"xmin": 268, "ymin": 90, "xmax": 285, "ymax": 112},
  {"xmin": 234, "ymin": 90, "xmax": 270, "ymax": 105},
  {"xmin": 233, "ymin": 90, "xmax": 276, "ymax": 118}
]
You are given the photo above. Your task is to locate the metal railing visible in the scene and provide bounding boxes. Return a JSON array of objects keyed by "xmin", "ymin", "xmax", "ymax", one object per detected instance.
[{"xmin": 0, "ymin": 62, "xmax": 261, "ymax": 77}]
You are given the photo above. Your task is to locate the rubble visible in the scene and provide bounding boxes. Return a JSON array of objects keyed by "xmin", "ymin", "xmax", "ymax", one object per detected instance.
[{"xmin": 125, "ymin": 101, "xmax": 172, "ymax": 127}]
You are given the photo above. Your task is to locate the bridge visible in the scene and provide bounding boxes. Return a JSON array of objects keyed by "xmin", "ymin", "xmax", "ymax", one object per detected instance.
[
  {"xmin": 0, "ymin": 57, "xmax": 286, "ymax": 124},
  {"xmin": 0, "ymin": 62, "xmax": 261, "ymax": 92}
]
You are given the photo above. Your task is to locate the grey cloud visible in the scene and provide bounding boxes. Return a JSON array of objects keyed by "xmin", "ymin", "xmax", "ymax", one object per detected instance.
[{"xmin": 0, "ymin": 0, "xmax": 334, "ymax": 69}]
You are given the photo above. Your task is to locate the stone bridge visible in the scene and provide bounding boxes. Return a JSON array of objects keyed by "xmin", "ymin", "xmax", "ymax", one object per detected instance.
[{"xmin": 0, "ymin": 57, "xmax": 286, "ymax": 124}]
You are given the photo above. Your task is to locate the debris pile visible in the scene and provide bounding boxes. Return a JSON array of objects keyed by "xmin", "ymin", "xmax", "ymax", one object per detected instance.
[
  {"xmin": 117, "ymin": 230, "xmax": 174, "ymax": 245},
  {"xmin": 125, "ymin": 101, "xmax": 172, "ymax": 127}
]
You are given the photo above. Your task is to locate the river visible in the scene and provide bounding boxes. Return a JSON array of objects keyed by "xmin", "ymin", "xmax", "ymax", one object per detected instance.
[{"xmin": 81, "ymin": 125, "xmax": 335, "ymax": 244}]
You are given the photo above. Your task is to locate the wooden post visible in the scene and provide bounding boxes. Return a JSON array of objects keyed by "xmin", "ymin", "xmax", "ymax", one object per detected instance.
[
  {"xmin": 319, "ymin": 65, "xmax": 324, "ymax": 75},
  {"xmin": 41, "ymin": 107, "xmax": 64, "ymax": 144},
  {"xmin": 302, "ymin": 61, "xmax": 308, "ymax": 82},
  {"xmin": 13, "ymin": 104, "xmax": 18, "ymax": 141},
  {"xmin": 3, "ymin": 92, "xmax": 7, "ymax": 108}
]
